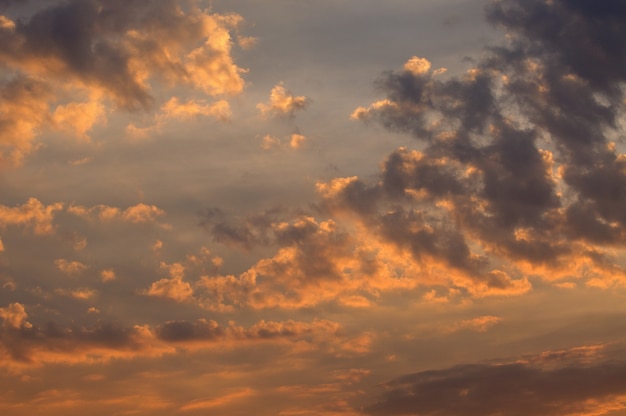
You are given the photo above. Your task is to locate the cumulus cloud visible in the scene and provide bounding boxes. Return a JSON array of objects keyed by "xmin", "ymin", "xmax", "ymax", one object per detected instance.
[
  {"xmin": 198, "ymin": 214, "xmax": 455, "ymax": 310},
  {"xmin": 0, "ymin": 0, "xmax": 248, "ymax": 163},
  {"xmin": 54, "ymin": 258, "xmax": 88, "ymax": 276},
  {"xmin": 259, "ymin": 133, "xmax": 308, "ymax": 150},
  {"xmin": 365, "ymin": 344, "xmax": 626, "ymax": 416},
  {"xmin": 68, "ymin": 202, "xmax": 165, "ymax": 224},
  {"xmin": 0, "ymin": 304, "xmax": 346, "ymax": 370},
  {"xmin": 0, "ymin": 198, "xmax": 63, "ymax": 235},
  {"xmin": 145, "ymin": 262, "xmax": 193, "ymax": 303},
  {"xmin": 346, "ymin": 0, "xmax": 626, "ymax": 289},
  {"xmin": 257, "ymin": 82, "xmax": 310, "ymax": 118}
]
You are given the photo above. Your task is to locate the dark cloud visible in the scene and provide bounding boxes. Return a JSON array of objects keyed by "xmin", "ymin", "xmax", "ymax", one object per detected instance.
[
  {"xmin": 0, "ymin": 317, "xmax": 149, "ymax": 363},
  {"xmin": 345, "ymin": 0, "xmax": 626, "ymax": 285},
  {"xmin": 365, "ymin": 346, "xmax": 626, "ymax": 416},
  {"xmin": 156, "ymin": 319, "xmax": 224, "ymax": 343},
  {"xmin": 200, "ymin": 207, "xmax": 282, "ymax": 250}
]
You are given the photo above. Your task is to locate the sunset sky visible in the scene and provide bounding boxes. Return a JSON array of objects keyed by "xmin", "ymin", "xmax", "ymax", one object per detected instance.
[{"xmin": 2, "ymin": 0, "xmax": 626, "ymax": 415}]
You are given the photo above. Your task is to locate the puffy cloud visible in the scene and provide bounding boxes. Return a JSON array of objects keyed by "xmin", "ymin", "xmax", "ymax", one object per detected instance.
[
  {"xmin": 365, "ymin": 345, "xmax": 626, "ymax": 416},
  {"xmin": 0, "ymin": 0, "xmax": 248, "ymax": 163},
  {"xmin": 261, "ymin": 134, "xmax": 281, "ymax": 150},
  {"xmin": 346, "ymin": 0, "xmax": 626, "ymax": 289},
  {"xmin": 100, "ymin": 269, "xmax": 116, "ymax": 282},
  {"xmin": 51, "ymin": 99, "xmax": 106, "ymax": 141},
  {"xmin": 145, "ymin": 262, "xmax": 193, "ymax": 303},
  {"xmin": 0, "ymin": 304, "xmax": 171, "ymax": 367},
  {"xmin": 257, "ymin": 82, "xmax": 310, "ymax": 118},
  {"xmin": 0, "ymin": 305, "xmax": 346, "ymax": 370},
  {"xmin": 0, "ymin": 76, "xmax": 51, "ymax": 165},
  {"xmin": 0, "ymin": 303, "xmax": 31, "ymax": 329},
  {"xmin": 68, "ymin": 202, "xmax": 165, "ymax": 224},
  {"xmin": 155, "ymin": 318, "xmax": 340, "ymax": 345},
  {"xmin": 54, "ymin": 259, "xmax": 88, "ymax": 276},
  {"xmin": 0, "ymin": 198, "xmax": 63, "ymax": 235},
  {"xmin": 289, "ymin": 133, "xmax": 307, "ymax": 149},
  {"xmin": 197, "ymin": 214, "xmax": 439, "ymax": 310},
  {"xmin": 259, "ymin": 133, "xmax": 308, "ymax": 150}
]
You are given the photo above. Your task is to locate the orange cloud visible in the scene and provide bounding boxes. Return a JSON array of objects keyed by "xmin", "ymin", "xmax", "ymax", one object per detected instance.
[
  {"xmin": 257, "ymin": 82, "xmax": 310, "ymax": 118},
  {"xmin": 54, "ymin": 259, "xmax": 88, "ymax": 276},
  {"xmin": 145, "ymin": 262, "xmax": 193, "ymax": 303},
  {"xmin": 0, "ymin": 1, "xmax": 248, "ymax": 164},
  {"xmin": 443, "ymin": 315, "xmax": 502, "ymax": 334},
  {"xmin": 68, "ymin": 202, "xmax": 165, "ymax": 224},
  {"xmin": 179, "ymin": 388, "xmax": 255, "ymax": 411},
  {"xmin": 0, "ymin": 198, "xmax": 63, "ymax": 235},
  {"xmin": 0, "ymin": 303, "xmax": 31, "ymax": 329}
]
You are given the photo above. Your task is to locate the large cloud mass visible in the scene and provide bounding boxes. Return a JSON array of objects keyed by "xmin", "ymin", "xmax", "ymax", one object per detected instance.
[
  {"xmin": 347, "ymin": 0, "xmax": 626, "ymax": 290},
  {"xmin": 0, "ymin": 0, "xmax": 247, "ymax": 164}
]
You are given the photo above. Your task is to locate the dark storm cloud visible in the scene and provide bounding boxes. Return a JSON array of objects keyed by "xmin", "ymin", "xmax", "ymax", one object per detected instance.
[
  {"xmin": 365, "ymin": 347, "xmax": 626, "ymax": 416},
  {"xmin": 347, "ymin": 0, "xmax": 626, "ymax": 281}
]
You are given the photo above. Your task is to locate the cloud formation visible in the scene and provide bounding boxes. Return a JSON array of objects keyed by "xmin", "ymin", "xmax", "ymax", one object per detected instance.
[
  {"xmin": 347, "ymin": 0, "xmax": 626, "ymax": 289},
  {"xmin": 0, "ymin": 0, "xmax": 247, "ymax": 163},
  {"xmin": 257, "ymin": 82, "xmax": 310, "ymax": 118},
  {"xmin": 0, "ymin": 302, "xmax": 347, "ymax": 369},
  {"xmin": 366, "ymin": 345, "xmax": 626, "ymax": 416}
]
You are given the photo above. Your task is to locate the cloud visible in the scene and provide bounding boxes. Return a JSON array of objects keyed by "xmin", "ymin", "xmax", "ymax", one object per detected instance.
[
  {"xmin": 0, "ymin": 303, "xmax": 31, "ymax": 329},
  {"xmin": 126, "ymin": 97, "xmax": 231, "ymax": 138},
  {"xmin": 365, "ymin": 344, "xmax": 626, "ymax": 416},
  {"xmin": 145, "ymin": 262, "xmax": 193, "ymax": 303},
  {"xmin": 0, "ymin": 302, "xmax": 348, "ymax": 370},
  {"xmin": 54, "ymin": 259, "xmax": 88, "ymax": 276},
  {"xmin": 346, "ymin": 0, "xmax": 626, "ymax": 289},
  {"xmin": 0, "ymin": 76, "xmax": 51, "ymax": 165},
  {"xmin": 68, "ymin": 202, "xmax": 165, "ymax": 224},
  {"xmin": 100, "ymin": 269, "xmax": 116, "ymax": 282},
  {"xmin": 155, "ymin": 318, "xmax": 340, "ymax": 345},
  {"xmin": 0, "ymin": 0, "xmax": 248, "ymax": 163},
  {"xmin": 443, "ymin": 315, "xmax": 502, "ymax": 334},
  {"xmin": 259, "ymin": 133, "xmax": 308, "ymax": 150},
  {"xmin": 0, "ymin": 304, "xmax": 169, "ymax": 367},
  {"xmin": 257, "ymin": 82, "xmax": 311, "ymax": 118},
  {"xmin": 179, "ymin": 388, "xmax": 255, "ymax": 412},
  {"xmin": 0, "ymin": 198, "xmax": 63, "ymax": 235}
]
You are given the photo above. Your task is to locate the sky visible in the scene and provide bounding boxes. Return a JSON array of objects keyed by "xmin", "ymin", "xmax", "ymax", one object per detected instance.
[{"xmin": 1, "ymin": 0, "xmax": 626, "ymax": 415}]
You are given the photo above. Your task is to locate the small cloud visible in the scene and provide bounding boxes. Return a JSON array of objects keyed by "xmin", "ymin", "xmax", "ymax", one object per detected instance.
[
  {"xmin": 100, "ymin": 269, "xmax": 116, "ymax": 283},
  {"xmin": 0, "ymin": 302, "xmax": 31, "ymax": 329},
  {"xmin": 145, "ymin": 262, "xmax": 193, "ymax": 303},
  {"xmin": 260, "ymin": 134, "xmax": 281, "ymax": 150},
  {"xmin": 54, "ymin": 259, "xmax": 88, "ymax": 276},
  {"xmin": 444, "ymin": 315, "xmax": 502, "ymax": 334},
  {"xmin": 289, "ymin": 133, "xmax": 306, "ymax": 149},
  {"xmin": 55, "ymin": 288, "xmax": 97, "ymax": 300},
  {"xmin": 257, "ymin": 82, "xmax": 310, "ymax": 118},
  {"xmin": 259, "ymin": 133, "xmax": 308, "ymax": 150},
  {"xmin": 403, "ymin": 56, "xmax": 432, "ymax": 75}
]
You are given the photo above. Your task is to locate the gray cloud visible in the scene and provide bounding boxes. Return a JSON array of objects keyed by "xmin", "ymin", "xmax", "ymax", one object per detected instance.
[
  {"xmin": 345, "ymin": 0, "xmax": 626, "ymax": 285},
  {"xmin": 365, "ymin": 346, "xmax": 626, "ymax": 416}
]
